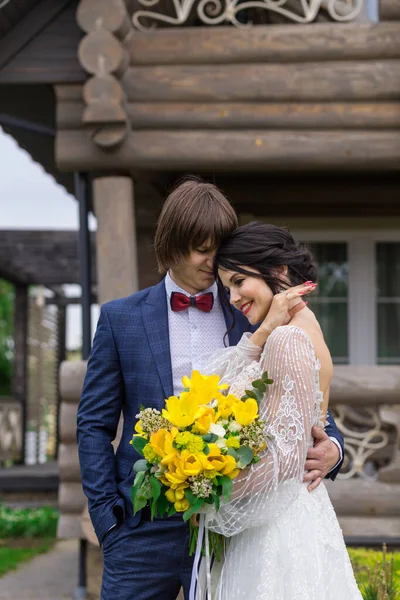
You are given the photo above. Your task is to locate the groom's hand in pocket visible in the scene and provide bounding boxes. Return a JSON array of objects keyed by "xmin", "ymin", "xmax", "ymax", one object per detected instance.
[{"xmin": 303, "ymin": 426, "xmax": 340, "ymax": 492}]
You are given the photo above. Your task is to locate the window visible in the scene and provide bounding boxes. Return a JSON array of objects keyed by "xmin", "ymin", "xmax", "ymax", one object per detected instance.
[
  {"xmin": 376, "ymin": 243, "xmax": 400, "ymax": 365},
  {"xmin": 307, "ymin": 243, "xmax": 348, "ymax": 364},
  {"xmin": 294, "ymin": 232, "xmax": 400, "ymax": 366}
]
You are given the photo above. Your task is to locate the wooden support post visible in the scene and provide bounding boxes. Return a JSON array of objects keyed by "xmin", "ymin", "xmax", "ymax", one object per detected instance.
[
  {"xmin": 93, "ymin": 176, "xmax": 138, "ymax": 304},
  {"xmin": 55, "ymin": 304, "xmax": 67, "ymax": 459},
  {"xmin": 12, "ymin": 284, "xmax": 28, "ymax": 464}
]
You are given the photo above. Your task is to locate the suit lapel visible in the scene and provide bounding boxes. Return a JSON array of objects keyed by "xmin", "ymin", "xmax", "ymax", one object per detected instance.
[{"xmin": 141, "ymin": 280, "xmax": 174, "ymax": 401}]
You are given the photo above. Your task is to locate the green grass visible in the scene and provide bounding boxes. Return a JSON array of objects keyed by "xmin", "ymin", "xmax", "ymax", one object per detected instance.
[
  {"xmin": 0, "ymin": 539, "xmax": 55, "ymax": 578},
  {"xmin": 0, "ymin": 505, "xmax": 58, "ymax": 538},
  {"xmin": 349, "ymin": 547, "xmax": 400, "ymax": 599}
]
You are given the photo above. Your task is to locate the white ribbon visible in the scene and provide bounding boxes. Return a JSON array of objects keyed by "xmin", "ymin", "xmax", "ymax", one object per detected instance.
[{"xmin": 189, "ymin": 514, "xmax": 212, "ymax": 600}]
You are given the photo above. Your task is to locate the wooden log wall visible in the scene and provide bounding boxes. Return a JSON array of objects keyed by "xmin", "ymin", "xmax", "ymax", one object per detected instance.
[{"xmin": 56, "ymin": 21, "xmax": 400, "ymax": 172}]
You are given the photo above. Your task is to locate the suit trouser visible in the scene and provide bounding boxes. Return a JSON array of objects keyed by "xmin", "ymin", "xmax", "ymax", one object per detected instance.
[{"xmin": 101, "ymin": 514, "xmax": 194, "ymax": 600}]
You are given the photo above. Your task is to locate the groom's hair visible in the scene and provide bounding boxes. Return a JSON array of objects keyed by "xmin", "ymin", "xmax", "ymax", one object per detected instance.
[{"xmin": 154, "ymin": 176, "xmax": 238, "ymax": 273}]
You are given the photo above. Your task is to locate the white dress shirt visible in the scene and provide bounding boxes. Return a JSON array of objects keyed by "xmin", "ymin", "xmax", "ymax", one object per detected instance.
[{"xmin": 165, "ymin": 272, "xmax": 227, "ymax": 395}]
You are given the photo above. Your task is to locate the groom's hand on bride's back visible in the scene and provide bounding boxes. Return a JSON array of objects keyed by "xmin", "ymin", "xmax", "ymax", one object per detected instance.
[{"xmin": 303, "ymin": 426, "xmax": 340, "ymax": 492}]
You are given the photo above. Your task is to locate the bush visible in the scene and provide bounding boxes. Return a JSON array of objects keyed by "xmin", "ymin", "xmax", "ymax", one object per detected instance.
[
  {"xmin": 349, "ymin": 546, "xmax": 400, "ymax": 600},
  {"xmin": 0, "ymin": 506, "xmax": 58, "ymax": 538}
]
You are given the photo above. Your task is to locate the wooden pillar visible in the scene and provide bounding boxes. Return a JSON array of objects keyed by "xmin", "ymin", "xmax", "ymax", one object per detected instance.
[
  {"xmin": 93, "ymin": 176, "xmax": 138, "ymax": 304},
  {"xmin": 12, "ymin": 284, "xmax": 28, "ymax": 464},
  {"xmin": 55, "ymin": 304, "xmax": 67, "ymax": 459}
]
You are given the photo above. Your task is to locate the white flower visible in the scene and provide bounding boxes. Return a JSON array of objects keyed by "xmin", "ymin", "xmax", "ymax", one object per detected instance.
[
  {"xmin": 209, "ymin": 399, "xmax": 218, "ymax": 408},
  {"xmin": 216, "ymin": 438, "xmax": 227, "ymax": 449},
  {"xmin": 209, "ymin": 423, "xmax": 226, "ymax": 438},
  {"xmin": 228, "ymin": 420, "xmax": 242, "ymax": 433}
]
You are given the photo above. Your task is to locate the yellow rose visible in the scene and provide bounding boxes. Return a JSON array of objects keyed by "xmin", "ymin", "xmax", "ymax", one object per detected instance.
[
  {"xmin": 205, "ymin": 444, "xmax": 237, "ymax": 477},
  {"xmin": 134, "ymin": 420, "xmax": 146, "ymax": 437},
  {"xmin": 183, "ymin": 370, "xmax": 229, "ymax": 405},
  {"xmin": 180, "ymin": 450, "xmax": 209, "ymax": 477},
  {"xmin": 162, "ymin": 392, "xmax": 206, "ymax": 428},
  {"xmin": 165, "ymin": 483, "xmax": 188, "ymax": 504},
  {"xmin": 217, "ymin": 394, "xmax": 240, "ymax": 419},
  {"xmin": 164, "ymin": 456, "xmax": 189, "ymax": 486},
  {"xmin": 232, "ymin": 398, "xmax": 259, "ymax": 427},
  {"xmin": 192, "ymin": 406, "xmax": 217, "ymax": 435}
]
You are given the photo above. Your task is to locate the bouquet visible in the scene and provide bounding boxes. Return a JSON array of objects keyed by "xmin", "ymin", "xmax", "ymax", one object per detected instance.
[{"xmin": 130, "ymin": 369, "xmax": 272, "ymax": 557}]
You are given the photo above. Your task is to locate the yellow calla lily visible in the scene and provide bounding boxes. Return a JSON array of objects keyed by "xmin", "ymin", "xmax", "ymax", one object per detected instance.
[{"xmin": 232, "ymin": 398, "xmax": 259, "ymax": 427}]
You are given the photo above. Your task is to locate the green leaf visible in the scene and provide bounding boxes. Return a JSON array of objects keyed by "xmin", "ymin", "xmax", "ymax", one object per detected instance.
[
  {"xmin": 255, "ymin": 388, "xmax": 264, "ymax": 403},
  {"xmin": 183, "ymin": 498, "xmax": 204, "ymax": 522},
  {"xmin": 149, "ymin": 476, "xmax": 161, "ymax": 502},
  {"xmin": 236, "ymin": 446, "xmax": 254, "ymax": 468},
  {"xmin": 131, "ymin": 471, "xmax": 145, "ymax": 501},
  {"xmin": 211, "ymin": 492, "xmax": 220, "ymax": 512},
  {"xmin": 244, "ymin": 390, "xmax": 258, "ymax": 400},
  {"xmin": 252, "ymin": 455, "xmax": 261, "ymax": 464},
  {"xmin": 184, "ymin": 489, "xmax": 198, "ymax": 505},
  {"xmin": 219, "ymin": 476, "xmax": 233, "ymax": 503},
  {"xmin": 203, "ymin": 444, "xmax": 210, "ymax": 455},
  {"xmin": 252, "ymin": 379, "xmax": 264, "ymax": 388},
  {"xmin": 133, "ymin": 459, "xmax": 149, "ymax": 473},
  {"xmin": 226, "ymin": 448, "xmax": 239, "ymax": 461},
  {"xmin": 167, "ymin": 504, "xmax": 177, "ymax": 517},
  {"xmin": 155, "ymin": 488, "xmax": 170, "ymax": 518},
  {"xmin": 132, "ymin": 436, "xmax": 147, "ymax": 454},
  {"xmin": 133, "ymin": 495, "xmax": 148, "ymax": 514},
  {"xmin": 202, "ymin": 433, "xmax": 218, "ymax": 443},
  {"xmin": 261, "ymin": 372, "xmax": 273, "ymax": 385}
]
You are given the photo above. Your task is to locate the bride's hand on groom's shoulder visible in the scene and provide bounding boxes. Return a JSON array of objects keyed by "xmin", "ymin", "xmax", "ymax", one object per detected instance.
[{"xmin": 251, "ymin": 282, "xmax": 317, "ymax": 348}]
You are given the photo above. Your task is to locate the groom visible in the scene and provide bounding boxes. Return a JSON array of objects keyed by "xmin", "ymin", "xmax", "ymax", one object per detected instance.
[{"xmin": 77, "ymin": 178, "xmax": 344, "ymax": 600}]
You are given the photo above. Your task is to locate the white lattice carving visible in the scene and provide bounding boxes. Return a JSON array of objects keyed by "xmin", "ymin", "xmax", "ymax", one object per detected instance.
[{"xmin": 132, "ymin": 0, "xmax": 364, "ymax": 30}]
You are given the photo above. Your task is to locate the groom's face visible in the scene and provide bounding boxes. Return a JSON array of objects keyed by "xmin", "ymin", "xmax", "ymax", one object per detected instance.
[{"xmin": 169, "ymin": 240, "xmax": 216, "ymax": 295}]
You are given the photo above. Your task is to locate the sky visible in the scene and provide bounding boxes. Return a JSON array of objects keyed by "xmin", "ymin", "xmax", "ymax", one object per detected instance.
[{"xmin": 0, "ymin": 127, "xmax": 99, "ymax": 349}]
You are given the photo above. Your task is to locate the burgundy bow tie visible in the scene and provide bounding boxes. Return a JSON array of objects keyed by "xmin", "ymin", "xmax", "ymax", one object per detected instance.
[{"xmin": 170, "ymin": 291, "xmax": 214, "ymax": 313}]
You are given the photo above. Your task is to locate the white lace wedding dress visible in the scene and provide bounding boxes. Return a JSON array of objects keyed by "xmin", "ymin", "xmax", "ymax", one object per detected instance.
[{"xmin": 197, "ymin": 325, "xmax": 362, "ymax": 600}]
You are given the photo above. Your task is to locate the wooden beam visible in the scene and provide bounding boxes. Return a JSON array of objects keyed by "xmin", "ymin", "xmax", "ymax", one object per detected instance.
[
  {"xmin": 129, "ymin": 22, "xmax": 400, "ymax": 65},
  {"xmin": 380, "ymin": 0, "xmax": 400, "ymax": 20},
  {"xmin": 56, "ymin": 130, "xmax": 400, "ymax": 172},
  {"xmin": 122, "ymin": 60, "xmax": 400, "ymax": 102},
  {"xmin": 57, "ymin": 101, "xmax": 400, "ymax": 130},
  {"xmin": 0, "ymin": 0, "xmax": 73, "ymax": 71}
]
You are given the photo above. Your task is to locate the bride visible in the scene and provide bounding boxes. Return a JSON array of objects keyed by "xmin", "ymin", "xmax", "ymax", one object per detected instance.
[{"xmin": 195, "ymin": 222, "xmax": 362, "ymax": 600}]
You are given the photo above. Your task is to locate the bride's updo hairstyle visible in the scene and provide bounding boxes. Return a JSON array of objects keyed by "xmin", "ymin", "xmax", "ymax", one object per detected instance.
[{"xmin": 215, "ymin": 222, "xmax": 318, "ymax": 294}]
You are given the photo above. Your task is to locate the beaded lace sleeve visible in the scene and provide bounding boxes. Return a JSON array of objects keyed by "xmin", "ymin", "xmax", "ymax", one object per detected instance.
[{"xmin": 203, "ymin": 325, "xmax": 319, "ymax": 536}]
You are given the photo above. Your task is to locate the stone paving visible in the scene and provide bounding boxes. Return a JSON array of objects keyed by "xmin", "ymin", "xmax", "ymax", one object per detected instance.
[{"xmin": 0, "ymin": 541, "xmax": 103, "ymax": 600}]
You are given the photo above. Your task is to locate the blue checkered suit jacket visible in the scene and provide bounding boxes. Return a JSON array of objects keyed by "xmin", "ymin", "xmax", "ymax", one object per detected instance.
[{"xmin": 77, "ymin": 279, "xmax": 344, "ymax": 544}]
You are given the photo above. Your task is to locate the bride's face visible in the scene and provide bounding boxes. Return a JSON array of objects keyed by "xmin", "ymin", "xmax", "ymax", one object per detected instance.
[{"xmin": 219, "ymin": 267, "xmax": 274, "ymax": 325}]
